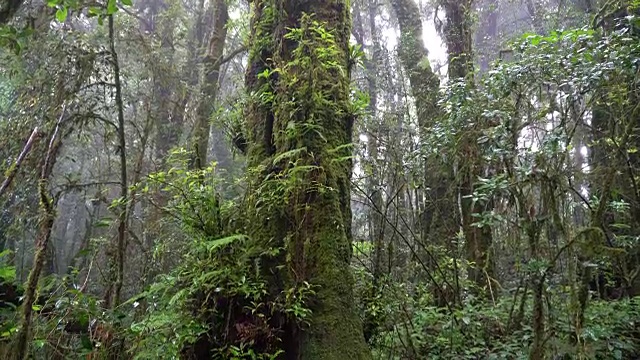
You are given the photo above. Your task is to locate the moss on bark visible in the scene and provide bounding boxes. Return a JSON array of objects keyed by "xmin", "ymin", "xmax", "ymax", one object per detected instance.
[{"xmin": 244, "ymin": 0, "xmax": 371, "ymax": 358}]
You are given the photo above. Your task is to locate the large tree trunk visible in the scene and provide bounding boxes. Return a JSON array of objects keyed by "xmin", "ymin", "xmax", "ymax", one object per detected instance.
[{"xmin": 244, "ymin": 1, "xmax": 371, "ymax": 358}]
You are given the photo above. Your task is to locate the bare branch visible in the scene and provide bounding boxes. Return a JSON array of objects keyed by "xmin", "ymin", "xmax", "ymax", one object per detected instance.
[{"xmin": 0, "ymin": 127, "xmax": 41, "ymax": 199}]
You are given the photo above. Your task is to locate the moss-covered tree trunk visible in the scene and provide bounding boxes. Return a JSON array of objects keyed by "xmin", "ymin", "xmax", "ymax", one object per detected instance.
[{"xmin": 244, "ymin": 1, "xmax": 370, "ymax": 359}]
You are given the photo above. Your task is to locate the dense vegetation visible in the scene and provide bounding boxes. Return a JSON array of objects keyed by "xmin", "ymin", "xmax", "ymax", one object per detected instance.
[{"xmin": 1, "ymin": 0, "xmax": 639, "ymax": 359}]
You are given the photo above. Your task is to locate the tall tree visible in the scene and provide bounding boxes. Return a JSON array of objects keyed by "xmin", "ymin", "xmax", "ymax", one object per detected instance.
[{"xmin": 244, "ymin": 0, "xmax": 371, "ymax": 358}]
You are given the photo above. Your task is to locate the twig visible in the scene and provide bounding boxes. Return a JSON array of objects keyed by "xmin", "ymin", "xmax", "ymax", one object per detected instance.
[{"xmin": 118, "ymin": 4, "xmax": 152, "ymax": 30}]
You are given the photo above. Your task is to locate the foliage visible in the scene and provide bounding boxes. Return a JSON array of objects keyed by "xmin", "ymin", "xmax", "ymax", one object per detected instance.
[
  {"xmin": 127, "ymin": 157, "xmax": 314, "ymax": 359},
  {"xmin": 366, "ymin": 281, "xmax": 640, "ymax": 359},
  {"xmin": 2, "ymin": 0, "xmax": 640, "ymax": 359}
]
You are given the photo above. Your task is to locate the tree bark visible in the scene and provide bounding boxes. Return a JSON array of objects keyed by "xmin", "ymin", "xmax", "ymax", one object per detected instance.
[{"xmin": 245, "ymin": 1, "xmax": 371, "ymax": 358}]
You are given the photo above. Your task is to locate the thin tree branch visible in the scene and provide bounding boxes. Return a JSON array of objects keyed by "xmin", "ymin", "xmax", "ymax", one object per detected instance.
[
  {"xmin": 0, "ymin": 127, "xmax": 41, "ymax": 199},
  {"xmin": 212, "ymin": 45, "xmax": 247, "ymax": 67}
]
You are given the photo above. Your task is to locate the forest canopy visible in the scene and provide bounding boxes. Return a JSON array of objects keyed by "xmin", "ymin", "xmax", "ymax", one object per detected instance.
[{"xmin": 1, "ymin": 0, "xmax": 640, "ymax": 359}]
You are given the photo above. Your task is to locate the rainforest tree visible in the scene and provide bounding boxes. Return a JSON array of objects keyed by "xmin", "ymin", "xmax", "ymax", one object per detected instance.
[
  {"xmin": 243, "ymin": 0, "xmax": 371, "ymax": 358},
  {"xmin": 1, "ymin": 0, "xmax": 640, "ymax": 359}
]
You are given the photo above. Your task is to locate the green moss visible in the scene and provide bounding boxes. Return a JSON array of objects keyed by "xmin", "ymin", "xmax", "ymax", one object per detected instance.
[{"xmin": 244, "ymin": 2, "xmax": 371, "ymax": 358}]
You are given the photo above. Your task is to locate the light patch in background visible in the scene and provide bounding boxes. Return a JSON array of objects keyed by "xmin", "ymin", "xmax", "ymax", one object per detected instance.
[
  {"xmin": 422, "ymin": 15, "xmax": 447, "ymax": 75},
  {"xmin": 580, "ymin": 146, "xmax": 588, "ymax": 158},
  {"xmin": 380, "ymin": 3, "xmax": 447, "ymax": 76}
]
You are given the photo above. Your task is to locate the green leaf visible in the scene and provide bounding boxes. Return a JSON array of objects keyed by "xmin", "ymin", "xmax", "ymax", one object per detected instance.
[
  {"xmin": 95, "ymin": 218, "xmax": 113, "ymax": 227},
  {"xmin": 33, "ymin": 339, "xmax": 46, "ymax": 349},
  {"xmin": 46, "ymin": 0, "xmax": 60, "ymax": 7},
  {"xmin": 121, "ymin": 0, "xmax": 133, "ymax": 6},
  {"xmin": 88, "ymin": 7, "xmax": 101, "ymax": 17},
  {"xmin": 272, "ymin": 147, "xmax": 307, "ymax": 165},
  {"xmin": 0, "ymin": 265, "xmax": 16, "ymax": 282},
  {"xmin": 205, "ymin": 235, "xmax": 246, "ymax": 251},
  {"xmin": 1, "ymin": 326, "xmax": 17, "ymax": 338},
  {"xmin": 107, "ymin": 0, "xmax": 118, "ymax": 14},
  {"xmin": 56, "ymin": 6, "xmax": 68, "ymax": 23}
]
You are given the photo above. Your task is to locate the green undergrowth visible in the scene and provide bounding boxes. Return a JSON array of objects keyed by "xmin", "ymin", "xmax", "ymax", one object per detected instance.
[
  {"xmin": 0, "ymin": 152, "xmax": 315, "ymax": 359},
  {"xmin": 126, "ymin": 153, "xmax": 314, "ymax": 359},
  {"xmin": 357, "ymin": 275, "xmax": 640, "ymax": 360}
]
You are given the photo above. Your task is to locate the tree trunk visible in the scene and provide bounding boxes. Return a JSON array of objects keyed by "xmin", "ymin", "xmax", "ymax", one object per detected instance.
[
  {"xmin": 151, "ymin": 2, "xmax": 179, "ymax": 166},
  {"xmin": 526, "ymin": 0, "xmax": 546, "ymax": 35},
  {"xmin": 442, "ymin": 0, "xmax": 494, "ymax": 293},
  {"xmin": 390, "ymin": 0, "xmax": 458, "ymax": 288},
  {"xmin": 103, "ymin": 14, "xmax": 128, "ymax": 310},
  {"xmin": 474, "ymin": 0, "xmax": 498, "ymax": 73},
  {"xmin": 390, "ymin": 0, "xmax": 439, "ymax": 125},
  {"xmin": 192, "ymin": 0, "xmax": 229, "ymax": 169},
  {"xmin": 245, "ymin": 1, "xmax": 371, "ymax": 358},
  {"xmin": 353, "ymin": 0, "xmax": 386, "ymax": 342},
  {"xmin": 172, "ymin": 0, "xmax": 209, "ymax": 167}
]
